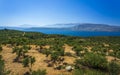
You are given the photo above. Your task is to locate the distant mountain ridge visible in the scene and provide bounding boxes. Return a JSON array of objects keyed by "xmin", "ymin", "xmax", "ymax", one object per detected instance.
[
  {"xmin": 69, "ymin": 23, "xmax": 120, "ymax": 32},
  {"xmin": 0, "ymin": 23, "xmax": 120, "ymax": 32},
  {"xmin": 29, "ymin": 23, "xmax": 120, "ymax": 32}
]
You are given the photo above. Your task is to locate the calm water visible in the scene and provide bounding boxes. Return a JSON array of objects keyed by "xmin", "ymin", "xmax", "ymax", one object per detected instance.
[{"xmin": 23, "ymin": 28, "xmax": 120, "ymax": 37}]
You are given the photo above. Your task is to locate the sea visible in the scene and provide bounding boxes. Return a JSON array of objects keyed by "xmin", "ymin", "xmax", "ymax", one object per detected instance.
[
  {"xmin": 0, "ymin": 28, "xmax": 120, "ymax": 37},
  {"xmin": 22, "ymin": 28, "xmax": 120, "ymax": 37}
]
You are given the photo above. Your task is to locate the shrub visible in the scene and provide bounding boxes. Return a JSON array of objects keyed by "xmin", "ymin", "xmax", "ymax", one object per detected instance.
[
  {"xmin": 75, "ymin": 52, "xmax": 108, "ymax": 70},
  {"xmin": 32, "ymin": 69, "xmax": 47, "ymax": 75},
  {"xmin": 0, "ymin": 46, "xmax": 3, "ymax": 52},
  {"xmin": 22, "ymin": 57, "xmax": 29, "ymax": 67},
  {"xmin": 22, "ymin": 56, "xmax": 35, "ymax": 67},
  {"xmin": 108, "ymin": 61, "xmax": 120, "ymax": 75},
  {"xmin": 0, "ymin": 55, "xmax": 10, "ymax": 75},
  {"xmin": 51, "ymin": 51, "xmax": 59, "ymax": 62},
  {"xmin": 73, "ymin": 69, "xmax": 106, "ymax": 75},
  {"xmin": 65, "ymin": 52, "xmax": 72, "ymax": 56},
  {"xmin": 73, "ymin": 46, "xmax": 83, "ymax": 56}
]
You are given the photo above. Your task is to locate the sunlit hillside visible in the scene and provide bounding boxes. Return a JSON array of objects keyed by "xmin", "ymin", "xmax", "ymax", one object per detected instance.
[{"xmin": 0, "ymin": 29, "xmax": 120, "ymax": 75}]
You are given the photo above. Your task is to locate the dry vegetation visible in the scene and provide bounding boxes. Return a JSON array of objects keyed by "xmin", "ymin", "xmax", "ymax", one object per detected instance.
[
  {"xmin": 0, "ymin": 29, "xmax": 120, "ymax": 75},
  {"xmin": 1, "ymin": 44, "xmax": 120, "ymax": 75},
  {"xmin": 1, "ymin": 44, "xmax": 76, "ymax": 75}
]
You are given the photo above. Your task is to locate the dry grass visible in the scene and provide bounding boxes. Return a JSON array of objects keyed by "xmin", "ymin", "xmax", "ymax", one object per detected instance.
[
  {"xmin": 0, "ymin": 45, "xmax": 75, "ymax": 75},
  {"xmin": 64, "ymin": 44, "xmax": 75, "ymax": 54},
  {"xmin": 1, "ymin": 44, "xmax": 118, "ymax": 75}
]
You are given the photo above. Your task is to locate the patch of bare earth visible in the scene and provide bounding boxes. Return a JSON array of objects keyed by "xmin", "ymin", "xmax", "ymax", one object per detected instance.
[{"xmin": 64, "ymin": 44, "xmax": 75, "ymax": 54}]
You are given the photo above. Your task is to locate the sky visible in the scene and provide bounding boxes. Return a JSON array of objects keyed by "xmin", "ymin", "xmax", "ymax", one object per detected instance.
[{"xmin": 0, "ymin": 0, "xmax": 120, "ymax": 27}]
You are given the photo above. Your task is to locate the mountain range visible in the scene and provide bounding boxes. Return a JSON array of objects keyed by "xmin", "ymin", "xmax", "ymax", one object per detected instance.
[
  {"xmin": 0, "ymin": 23, "xmax": 120, "ymax": 32},
  {"xmin": 29, "ymin": 23, "xmax": 120, "ymax": 32},
  {"xmin": 68, "ymin": 23, "xmax": 120, "ymax": 32}
]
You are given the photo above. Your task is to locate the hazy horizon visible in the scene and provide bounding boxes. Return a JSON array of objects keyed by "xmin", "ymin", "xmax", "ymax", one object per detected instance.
[{"xmin": 0, "ymin": 0, "xmax": 120, "ymax": 27}]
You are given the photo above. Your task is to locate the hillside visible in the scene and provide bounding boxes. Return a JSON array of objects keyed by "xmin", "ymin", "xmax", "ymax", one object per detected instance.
[{"xmin": 0, "ymin": 29, "xmax": 120, "ymax": 75}]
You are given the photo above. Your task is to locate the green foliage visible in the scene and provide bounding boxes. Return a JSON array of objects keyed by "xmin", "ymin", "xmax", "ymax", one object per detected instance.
[
  {"xmin": 73, "ymin": 46, "xmax": 83, "ymax": 56},
  {"xmin": 22, "ymin": 56, "xmax": 36, "ymax": 67},
  {"xmin": 108, "ymin": 61, "xmax": 120, "ymax": 75},
  {"xmin": 22, "ymin": 57, "xmax": 29, "ymax": 67},
  {"xmin": 73, "ymin": 69, "xmax": 85, "ymax": 75},
  {"xmin": 76, "ymin": 52, "xmax": 108, "ymax": 70},
  {"xmin": 30, "ymin": 56, "xmax": 35, "ymax": 66},
  {"xmin": 23, "ymin": 45, "xmax": 31, "ymax": 50},
  {"xmin": 13, "ymin": 45, "xmax": 30, "ymax": 61},
  {"xmin": 0, "ymin": 29, "xmax": 120, "ymax": 75},
  {"xmin": 44, "ymin": 49, "xmax": 51, "ymax": 57},
  {"xmin": 0, "ymin": 55, "xmax": 10, "ymax": 75},
  {"xmin": 0, "ymin": 45, "xmax": 2, "ymax": 52},
  {"xmin": 32, "ymin": 69, "xmax": 47, "ymax": 75},
  {"xmin": 73, "ymin": 69, "xmax": 106, "ymax": 75},
  {"xmin": 59, "ymin": 49, "xmax": 65, "ymax": 56},
  {"xmin": 113, "ymin": 47, "xmax": 120, "ymax": 59},
  {"xmin": 51, "ymin": 51, "xmax": 59, "ymax": 62}
]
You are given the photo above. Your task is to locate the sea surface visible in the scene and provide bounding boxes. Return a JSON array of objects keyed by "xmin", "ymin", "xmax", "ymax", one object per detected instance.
[
  {"xmin": 0, "ymin": 28, "xmax": 120, "ymax": 37},
  {"xmin": 22, "ymin": 28, "xmax": 120, "ymax": 37}
]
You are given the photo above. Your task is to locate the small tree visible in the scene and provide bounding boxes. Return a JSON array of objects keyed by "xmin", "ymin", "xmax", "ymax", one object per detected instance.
[
  {"xmin": 13, "ymin": 46, "xmax": 30, "ymax": 62},
  {"xmin": 22, "ymin": 56, "xmax": 35, "ymax": 67},
  {"xmin": 22, "ymin": 56, "xmax": 35, "ymax": 74},
  {"xmin": 12, "ymin": 47, "xmax": 22, "ymax": 62},
  {"xmin": 22, "ymin": 57, "xmax": 29, "ymax": 67},
  {"xmin": 29, "ymin": 56, "xmax": 35, "ymax": 72},
  {"xmin": 51, "ymin": 51, "xmax": 59, "ymax": 63}
]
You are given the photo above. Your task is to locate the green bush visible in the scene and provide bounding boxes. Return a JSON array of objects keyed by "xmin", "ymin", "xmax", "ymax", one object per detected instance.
[
  {"xmin": 73, "ymin": 46, "xmax": 83, "ymax": 56},
  {"xmin": 108, "ymin": 61, "xmax": 120, "ymax": 75},
  {"xmin": 32, "ymin": 69, "xmax": 47, "ymax": 75},
  {"xmin": 0, "ymin": 46, "xmax": 2, "ymax": 52},
  {"xmin": 51, "ymin": 51, "xmax": 59, "ymax": 62},
  {"xmin": 76, "ymin": 52, "xmax": 108, "ymax": 70},
  {"xmin": 73, "ymin": 69, "xmax": 106, "ymax": 75},
  {"xmin": 22, "ymin": 57, "xmax": 29, "ymax": 67},
  {"xmin": 0, "ymin": 55, "xmax": 10, "ymax": 75},
  {"xmin": 22, "ymin": 56, "xmax": 35, "ymax": 67}
]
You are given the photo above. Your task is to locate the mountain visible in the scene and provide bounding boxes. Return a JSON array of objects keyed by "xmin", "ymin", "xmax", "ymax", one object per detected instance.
[
  {"xmin": 28, "ymin": 23, "xmax": 120, "ymax": 32},
  {"xmin": 1, "ymin": 23, "xmax": 120, "ymax": 32},
  {"xmin": 69, "ymin": 23, "xmax": 120, "ymax": 32}
]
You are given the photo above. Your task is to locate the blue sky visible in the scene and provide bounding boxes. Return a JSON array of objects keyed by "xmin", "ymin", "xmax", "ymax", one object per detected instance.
[{"xmin": 0, "ymin": 0, "xmax": 120, "ymax": 27}]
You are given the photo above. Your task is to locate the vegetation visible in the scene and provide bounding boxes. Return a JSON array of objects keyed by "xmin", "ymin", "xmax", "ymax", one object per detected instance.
[
  {"xmin": 108, "ymin": 61, "xmax": 120, "ymax": 75},
  {"xmin": 75, "ymin": 52, "xmax": 108, "ymax": 71},
  {"xmin": 0, "ymin": 45, "xmax": 2, "ymax": 52},
  {"xmin": 0, "ymin": 29, "xmax": 120, "ymax": 75},
  {"xmin": 31, "ymin": 69, "xmax": 47, "ymax": 75},
  {"xmin": 0, "ymin": 55, "xmax": 10, "ymax": 75}
]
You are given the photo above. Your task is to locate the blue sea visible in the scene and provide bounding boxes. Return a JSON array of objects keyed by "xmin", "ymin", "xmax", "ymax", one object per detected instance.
[{"xmin": 22, "ymin": 28, "xmax": 120, "ymax": 37}]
